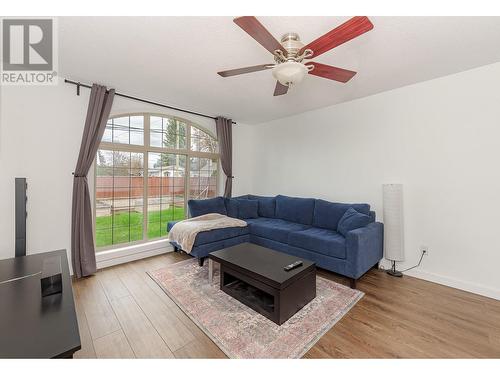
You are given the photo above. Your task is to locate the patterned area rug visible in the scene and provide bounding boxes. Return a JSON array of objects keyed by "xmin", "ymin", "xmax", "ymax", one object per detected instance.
[{"xmin": 149, "ymin": 259, "xmax": 363, "ymax": 358}]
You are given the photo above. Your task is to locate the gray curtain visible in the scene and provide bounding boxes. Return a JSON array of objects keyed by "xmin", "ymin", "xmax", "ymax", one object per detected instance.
[
  {"xmin": 71, "ymin": 84, "xmax": 115, "ymax": 278},
  {"xmin": 215, "ymin": 116, "xmax": 233, "ymax": 197}
]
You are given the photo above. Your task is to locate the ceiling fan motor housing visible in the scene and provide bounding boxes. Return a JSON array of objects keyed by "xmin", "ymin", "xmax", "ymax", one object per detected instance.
[
  {"xmin": 275, "ymin": 33, "xmax": 313, "ymax": 64},
  {"xmin": 280, "ymin": 33, "xmax": 304, "ymax": 58}
]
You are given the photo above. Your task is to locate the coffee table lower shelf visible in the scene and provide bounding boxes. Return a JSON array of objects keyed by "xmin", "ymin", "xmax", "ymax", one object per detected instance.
[{"xmin": 219, "ymin": 264, "xmax": 316, "ymax": 325}]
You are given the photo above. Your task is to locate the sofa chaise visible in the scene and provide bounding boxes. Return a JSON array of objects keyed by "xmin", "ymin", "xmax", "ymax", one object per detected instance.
[{"xmin": 167, "ymin": 194, "xmax": 383, "ymax": 287}]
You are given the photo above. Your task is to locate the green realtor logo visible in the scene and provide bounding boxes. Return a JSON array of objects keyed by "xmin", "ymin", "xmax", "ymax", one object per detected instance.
[{"xmin": 1, "ymin": 18, "xmax": 56, "ymax": 84}]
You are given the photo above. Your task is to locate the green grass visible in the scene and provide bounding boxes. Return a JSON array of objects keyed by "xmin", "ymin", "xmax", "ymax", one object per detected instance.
[{"xmin": 95, "ymin": 207, "xmax": 185, "ymax": 249}]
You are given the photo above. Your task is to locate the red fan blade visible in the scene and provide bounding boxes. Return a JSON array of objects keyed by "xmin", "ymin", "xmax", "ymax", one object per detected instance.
[
  {"xmin": 299, "ymin": 16, "xmax": 373, "ymax": 58},
  {"xmin": 273, "ymin": 81, "xmax": 288, "ymax": 96},
  {"xmin": 218, "ymin": 64, "xmax": 273, "ymax": 77},
  {"xmin": 234, "ymin": 16, "xmax": 287, "ymax": 55},
  {"xmin": 306, "ymin": 62, "xmax": 357, "ymax": 83}
]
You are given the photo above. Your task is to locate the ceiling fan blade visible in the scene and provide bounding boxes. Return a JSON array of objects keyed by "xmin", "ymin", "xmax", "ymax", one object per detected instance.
[
  {"xmin": 234, "ymin": 16, "xmax": 287, "ymax": 55},
  {"xmin": 273, "ymin": 81, "xmax": 288, "ymax": 96},
  {"xmin": 306, "ymin": 62, "xmax": 357, "ymax": 83},
  {"xmin": 217, "ymin": 64, "xmax": 273, "ymax": 77},
  {"xmin": 299, "ymin": 16, "xmax": 373, "ymax": 58}
]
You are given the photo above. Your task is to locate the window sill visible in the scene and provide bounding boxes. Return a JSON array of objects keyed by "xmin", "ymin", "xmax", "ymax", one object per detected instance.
[{"xmin": 95, "ymin": 239, "xmax": 173, "ymax": 269}]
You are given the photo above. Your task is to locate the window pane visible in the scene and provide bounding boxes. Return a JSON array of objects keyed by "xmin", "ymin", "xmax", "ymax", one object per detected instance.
[
  {"xmin": 96, "ymin": 228, "xmax": 112, "ymax": 248},
  {"xmin": 113, "ymin": 117, "xmax": 128, "ymax": 126},
  {"xmin": 130, "ymin": 225, "xmax": 144, "ymax": 242},
  {"xmin": 95, "ymin": 148, "xmax": 145, "ymax": 250},
  {"xmin": 191, "ymin": 127, "xmax": 200, "ymax": 137},
  {"xmin": 113, "ymin": 150, "xmax": 129, "ymax": 168},
  {"xmin": 103, "ymin": 119, "xmax": 114, "ymax": 142},
  {"xmin": 130, "ymin": 152, "xmax": 144, "ymax": 173},
  {"xmin": 105, "ymin": 116, "xmax": 145, "ymax": 146},
  {"xmin": 177, "ymin": 122, "xmax": 187, "ymax": 137},
  {"xmin": 148, "ymin": 152, "xmax": 161, "ymax": 169},
  {"xmin": 112, "ymin": 117, "xmax": 129, "ymax": 144},
  {"xmin": 190, "ymin": 126, "xmax": 217, "ymax": 153},
  {"xmin": 178, "ymin": 135, "xmax": 187, "ymax": 149},
  {"xmin": 96, "ymin": 150, "xmax": 113, "ymax": 178},
  {"xmin": 199, "ymin": 132, "xmax": 217, "ymax": 153},
  {"xmin": 150, "ymin": 116, "xmax": 162, "ymax": 130},
  {"xmin": 150, "ymin": 130, "xmax": 162, "ymax": 147},
  {"xmin": 162, "ymin": 119, "xmax": 187, "ymax": 150},
  {"xmin": 112, "ymin": 226, "xmax": 130, "ymax": 245},
  {"xmin": 190, "ymin": 136, "xmax": 200, "ymax": 152},
  {"xmin": 150, "ymin": 117, "xmax": 187, "ymax": 150},
  {"xmin": 147, "ymin": 152, "xmax": 186, "ymax": 240},
  {"xmin": 189, "ymin": 157, "xmax": 218, "ymax": 200},
  {"xmin": 130, "ymin": 116, "xmax": 143, "ymax": 127},
  {"xmin": 130, "ymin": 116, "xmax": 144, "ymax": 145}
]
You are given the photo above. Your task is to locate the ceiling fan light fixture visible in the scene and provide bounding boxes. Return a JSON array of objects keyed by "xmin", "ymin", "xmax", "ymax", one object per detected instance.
[{"xmin": 272, "ymin": 61, "xmax": 308, "ymax": 87}]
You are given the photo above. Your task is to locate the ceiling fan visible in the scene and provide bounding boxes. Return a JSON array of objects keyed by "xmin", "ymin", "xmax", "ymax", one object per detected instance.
[{"xmin": 217, "ymin": 16, "xmax": 374, "ymax": 96}]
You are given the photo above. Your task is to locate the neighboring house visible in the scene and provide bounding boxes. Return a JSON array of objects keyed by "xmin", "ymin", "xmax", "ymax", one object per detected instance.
[{"xmin": 148, "ymin": 165, "xmax": 185, "ymax": 177}]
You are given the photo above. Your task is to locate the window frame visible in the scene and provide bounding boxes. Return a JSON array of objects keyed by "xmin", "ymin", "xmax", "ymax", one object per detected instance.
[{"xmin": 94, "ymin": 112, "xmax": 219, "ymax": 251}]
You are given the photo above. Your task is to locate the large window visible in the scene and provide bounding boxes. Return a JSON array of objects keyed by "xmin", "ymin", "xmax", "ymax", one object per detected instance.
[{"xmin": 95, "ymin": 114, "xmax": 218, "ymax": 250}]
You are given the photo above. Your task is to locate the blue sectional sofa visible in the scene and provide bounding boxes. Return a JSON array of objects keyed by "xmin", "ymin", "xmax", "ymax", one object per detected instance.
[{"xmin": 167, "ymin": 194, "xmax": 383, "ymax": 287}]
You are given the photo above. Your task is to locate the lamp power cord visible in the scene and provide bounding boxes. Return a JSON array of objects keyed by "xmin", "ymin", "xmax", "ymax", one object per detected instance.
[{"xmin": 399, "ymin": 250, "xmax": 426, "ymax": 273}]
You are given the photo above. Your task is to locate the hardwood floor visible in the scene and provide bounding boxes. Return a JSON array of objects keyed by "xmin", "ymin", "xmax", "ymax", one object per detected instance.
[{"xmin": 72, "ymin": 252, "xmax": 500, "ymax": 358}]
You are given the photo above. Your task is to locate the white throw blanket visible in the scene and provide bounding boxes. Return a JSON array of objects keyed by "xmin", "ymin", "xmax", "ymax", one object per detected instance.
[{"xmin": 168, "ymin": 213, "xmax": 247, "ymax": 253}]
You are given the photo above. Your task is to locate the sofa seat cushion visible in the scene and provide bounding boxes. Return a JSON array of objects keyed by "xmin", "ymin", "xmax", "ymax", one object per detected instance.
[
  {"xmin": 247, "ymin": 218, "xmax": 310, "ymax": 243},
  {"xmin": 193, "ymin": 226, "xmax": 250, "ymax": 246},
  {"xmin": 288, "ymin": 227, "xmax": 346, "ymax": 259}
]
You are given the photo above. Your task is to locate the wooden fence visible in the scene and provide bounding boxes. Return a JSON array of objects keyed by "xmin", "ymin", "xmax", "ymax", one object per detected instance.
[{"xmin": 96, "ymin": 176, "xmax": 217, "ymax": 199}]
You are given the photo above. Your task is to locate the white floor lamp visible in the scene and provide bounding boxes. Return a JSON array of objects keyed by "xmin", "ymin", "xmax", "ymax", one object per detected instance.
[{"xmin": 383, "ymin": 183, "xmax": 405, "ymax": 277}]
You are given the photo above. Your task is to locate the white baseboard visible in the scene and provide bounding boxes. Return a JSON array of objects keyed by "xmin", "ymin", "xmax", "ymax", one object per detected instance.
[
  {"xmin": 404, "ymin": 268, "xmax": 500, "ymax": 301},
  {"xmin": 96, "ymin": 240, "xmax": 174, "ymax": 270}
]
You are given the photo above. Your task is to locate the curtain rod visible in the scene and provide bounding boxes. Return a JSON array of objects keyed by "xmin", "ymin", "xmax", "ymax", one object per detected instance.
[{"xmin": 64, "ymin": 79, "xmax": 236, "ymax": 125}]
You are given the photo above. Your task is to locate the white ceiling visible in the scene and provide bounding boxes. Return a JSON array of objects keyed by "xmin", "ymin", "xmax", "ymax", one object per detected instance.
[{"xmin": 59, "ymin": 17, "xmax": 500, "ymax": 124}]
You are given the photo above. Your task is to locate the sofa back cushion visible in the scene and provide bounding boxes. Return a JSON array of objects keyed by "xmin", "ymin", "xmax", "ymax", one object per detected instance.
[
  {"xmin": 313, "ymin": 199, "xmax": 370, "ymax": 231},
  {"xmin": 224, "ymin": 198, "xmax": 240, "ymax": 218},
  {"xmin": 247, "ymin": 195, "xmax": 276, "ymax": 218},
  {"xmin": 188, "ymin": 197, "xmax": 227, "ymax": 217},
  {"xmin": 233, "ymin": 194, "xmax": 250, "ymax": 200},
  {"xmin": 337, "ymin": 208, "xmax": 371, "ymax": 236},
  {"xmin": 237, "ymin": 199, "xmax": 259, "ymax": 219},
  {"xmin": 275, "ymin": 195, "xmax": 316, "ymax": 225}
]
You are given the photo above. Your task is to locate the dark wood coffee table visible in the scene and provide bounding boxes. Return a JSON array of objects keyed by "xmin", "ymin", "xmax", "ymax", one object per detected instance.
[{"xmin": 209, "ymin": 243, "xmax": 316, "ymax": 325}]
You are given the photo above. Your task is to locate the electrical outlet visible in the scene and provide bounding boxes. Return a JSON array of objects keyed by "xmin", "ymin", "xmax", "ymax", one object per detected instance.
[{"xmin": 420, "ymin": 245, "xmax": 429, "ymax": 255}]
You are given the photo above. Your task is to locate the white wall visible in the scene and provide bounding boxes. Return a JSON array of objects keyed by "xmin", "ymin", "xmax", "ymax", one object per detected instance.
[
  {"xmin": 0, "ymin": 84, "xmax": 88, "ymax": 265},
  {"xmin": 0, "ymin": 82, "xmax": 237, "ymax": 268},
  {"xmin": 240, "ymin": 62, "xmax": 500, "ymax": 300},
  {"xmin": 232, "ymin": 122, "xmax": 256, "ymax": 197}
]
